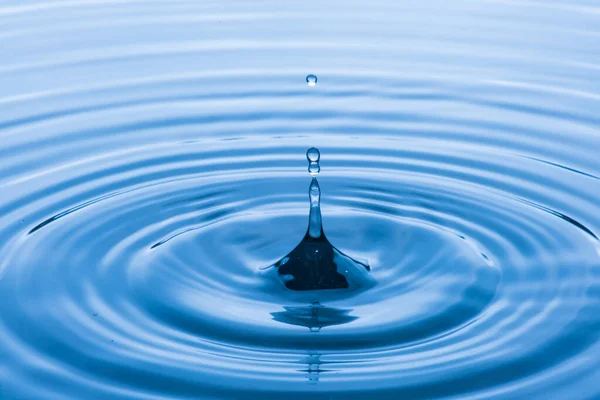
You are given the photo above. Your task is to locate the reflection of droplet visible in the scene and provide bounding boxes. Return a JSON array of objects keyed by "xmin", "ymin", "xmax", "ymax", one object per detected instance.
[
  {"xmin": 306, "ymin": 74, "xmax": 318, "ymax": 87},
  {"xmin": 271, "ymin": 303, "xmax": 358, "ymax": 330}
]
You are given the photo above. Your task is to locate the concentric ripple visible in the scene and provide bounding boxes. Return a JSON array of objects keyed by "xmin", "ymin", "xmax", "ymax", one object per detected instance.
[{"xmin": 1, "ymin": 1, "xmax": 600, "ymax": 399}]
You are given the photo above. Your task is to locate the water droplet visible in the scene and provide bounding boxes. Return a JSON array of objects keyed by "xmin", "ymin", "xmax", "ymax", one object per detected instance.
[
  {"xmin": 308, "ymin": 163, "xmax": 320, "ymax": 176},
  {"xmin": 306, "ymin": 147, "xmax": 320, "ymax": 162},
  {"xmin": 306, "ymin": 74, "xmax": 318, "ymax": 87},
  {"xmin": 307, "ymin": 147, "xmax": 321, "ymax": 176}
]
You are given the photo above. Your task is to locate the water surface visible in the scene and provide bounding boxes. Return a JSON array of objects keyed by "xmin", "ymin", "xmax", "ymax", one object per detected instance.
[{"xmin": 1, "ymin": 1, "xmax": 600, "ymax": 399}]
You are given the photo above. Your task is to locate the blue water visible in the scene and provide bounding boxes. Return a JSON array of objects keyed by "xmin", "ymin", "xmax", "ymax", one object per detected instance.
[{"xmin": 1, "ymin": 1, "xmax": 600, "ymax": 399}]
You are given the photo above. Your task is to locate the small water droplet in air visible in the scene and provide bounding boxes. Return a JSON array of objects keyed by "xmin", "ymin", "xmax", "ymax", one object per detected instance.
[
  {"xmin": 306, "ymin": 74, "xmax": 318, "ymax": 87},
  {"xmin": 307, "ymin": 147, "xmax": 321, "ymax": 176},
  {"xmin": 308, "ymin": 163, "xmax": 320, "ymax": 176},
  {"xmin": 306, "ymin": 147, "xmax": 320, "ymax": 162}
]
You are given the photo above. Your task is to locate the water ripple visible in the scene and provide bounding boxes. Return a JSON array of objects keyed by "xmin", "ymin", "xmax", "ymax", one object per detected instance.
[{"xmin": 1, "ymin": 1, "xmax": 599, "ymax": 399}]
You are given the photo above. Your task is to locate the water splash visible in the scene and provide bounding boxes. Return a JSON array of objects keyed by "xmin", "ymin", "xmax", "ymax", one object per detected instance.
[
  {"xmin": 307, "ymin": 147, "xmax": 322, "ymax": 238},
  {"xmin": 262, "ymin": 148, "xmax": 373, "ymax": 292}
]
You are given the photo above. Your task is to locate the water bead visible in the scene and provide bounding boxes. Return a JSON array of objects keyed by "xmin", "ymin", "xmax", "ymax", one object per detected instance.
[
  {"xmin": 309, "ymin": 162, "xmax": 320, "ymax": 176},
  {"xmin": 306, "ymin": 147, "xmax": 320, "ymax": 162},
  {"xmin": 306, "ymin": 74, "xmax": 318, "ymax": 87},
  {"xmin": 307, "ymin": 148, "xmax": 321, "ymax": 175}
]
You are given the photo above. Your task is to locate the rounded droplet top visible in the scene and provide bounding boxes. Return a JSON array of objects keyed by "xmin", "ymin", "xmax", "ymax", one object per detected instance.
[
  {"xmin": 306, "ymin": 74, "xmax": 318, "ymax": 87},
  {"xmin": 306, "ymin": 147, "xmax": 320, "ymax": 162}
]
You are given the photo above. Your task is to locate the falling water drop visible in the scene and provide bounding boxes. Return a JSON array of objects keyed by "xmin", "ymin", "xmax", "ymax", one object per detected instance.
[
  {"xmin": 260, "ymin": 148, "xmax": 374, "ymax": 292},
  {"xmin": 308, "ymin": 163, "xmax": 320, "ymax": 176},
  {"xmin": 306, "ymin": 147, "xmax": 320, "ymax": 162},
  {"xmin": 307, "ymin": 147, "xmax": 320, "ymax": 176},
  {"xmin": 306, "ymin": 74, "xmax": 318, "ymax": 87}
]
